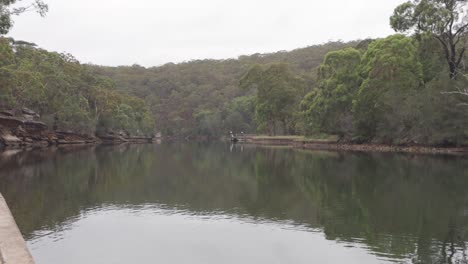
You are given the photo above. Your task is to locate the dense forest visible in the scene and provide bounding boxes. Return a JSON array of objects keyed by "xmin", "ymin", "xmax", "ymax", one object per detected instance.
[
  {"xmin": 89, "ymin": 0, "xmax": 468, "ymax": 145},
  {"xmin": 0, "ymin": 0, "xmax": 154, "ymax": 137},
  {"xmin": 0, "ymin": 38, "xmax": 154, "ymax": 135},
  {"xmin": 89, "ymin": 41, "xmax": 358, "ymax": 137},
  {"xmin": 2, "ymin": 0, "xmax": 468, "ymax": 146}
]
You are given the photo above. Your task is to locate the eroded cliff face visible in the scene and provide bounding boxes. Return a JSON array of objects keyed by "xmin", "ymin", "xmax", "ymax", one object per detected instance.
[
  {"xmin": 0, "ymin": 108, "xmax": 154, "ymax": 149},
  {"xmin": 0, "ymin": 108, "xmax": 100, "ymax": 149}
]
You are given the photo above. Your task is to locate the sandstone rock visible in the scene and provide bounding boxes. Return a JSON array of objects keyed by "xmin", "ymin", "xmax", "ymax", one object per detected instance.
[
  {"xmin": 0, "ymin": 131, "xmax": 22, "ymax": 147},
  {"xmin": 0, "ymin": 116, "xmax": 23, "ymax": 129},
  {"xmin": 13, "ymin": 126, "xmax": 27, "ymax": 137},
  {"xmin": 32, "ymin": 141, "xmax": 49, "ymax": 147},
  {"xmin": 21, "ymin": 108, "xmax": 36, "ymax": 116},
  {"xmin": 23, "ymin": 114, "xmax": 35, "ymax": 121},
  {"xmin": 0, "ymin": 110, "xmax": 14, "ymax": 117},
  {"xmin": 57, "ymin": 140, "xmax": 86, "ymax": 145},
  {"xmin": 23, "ymin": 121, "xmax": 48, "ymax": 133},
  {"xmin": 99, "ymin": 135, "xmax": 128, "ymax": 143},
  {"xmin": 21, "ymin": 108, "xmax": 40, "ymax": 121}
]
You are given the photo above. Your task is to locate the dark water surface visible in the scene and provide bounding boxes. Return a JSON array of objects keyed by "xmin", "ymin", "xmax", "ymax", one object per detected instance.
[{"xmin": 1, "ymin": 143, "xmax": 468, "ymax": 264}]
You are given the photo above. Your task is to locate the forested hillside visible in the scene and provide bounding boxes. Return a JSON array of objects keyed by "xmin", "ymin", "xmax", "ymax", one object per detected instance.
[
  {"xmin": 2, "ymin": 0, "xmax": 468, "ymax": 146},
  {"xmin": 87, "ymin": 0, "xmax": 468, "ymax": 146},
  {"xmin": 0, "ymin": 38, "xmax": 154, "ymax": 135},
  {"xmin": 89, "ymin": 41, "xmax": 359, "ymax": 137}
]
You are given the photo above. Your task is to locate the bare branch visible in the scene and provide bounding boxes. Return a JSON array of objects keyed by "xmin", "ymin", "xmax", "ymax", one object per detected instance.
[{"xmin": 454, "ymin": 23, "xmax": 468, "ymax": 37}]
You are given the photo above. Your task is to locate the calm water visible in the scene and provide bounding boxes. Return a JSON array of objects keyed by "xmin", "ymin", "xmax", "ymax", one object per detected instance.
[{"xmin": 1, "ymin": 143, "xmax": 468, "ymax": 264}]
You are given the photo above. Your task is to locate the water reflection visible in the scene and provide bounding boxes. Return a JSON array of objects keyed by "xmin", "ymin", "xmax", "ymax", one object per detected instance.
[{"xmin": 0, "ymin": 143, "xmax": 468, "ymax": 263}]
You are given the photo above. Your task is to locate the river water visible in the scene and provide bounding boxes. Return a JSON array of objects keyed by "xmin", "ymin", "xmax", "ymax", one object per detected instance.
[{"xmin": 0, "ymin": 143, "xmax": 467, "ymax": 264}]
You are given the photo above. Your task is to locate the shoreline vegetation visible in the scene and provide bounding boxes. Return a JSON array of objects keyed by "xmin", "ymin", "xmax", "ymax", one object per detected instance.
[
  {"xmin": 237, "ymin": 135, "xmax": 468, "ymax": 155},
  {"xmin": 0, "ymin": 107, "xmax": 155, "ymax": 150},
  {"xmin": 2, "ymin": 1, "xmax": 468, "ymax": 151}
]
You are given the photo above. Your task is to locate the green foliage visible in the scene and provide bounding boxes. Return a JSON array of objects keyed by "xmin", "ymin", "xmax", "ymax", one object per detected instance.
[
  {"xmin": 300, "ymin": 33, "xmax": 467, "ymax": 145},
  {"xmin": 194, "ymin": 110, "xmax": 222, "ymax": 137},
  {"xmin": 0, "ymin": 37, "xmax": 155, "ymax": 136},
  {"xmin": 0, "ymin": 37, "xmax": 14, "ymax": 107},
  {"xmin": 408, "ymin": 74, "xmax": 468, "ymax": 145},
  {"xmin": 56, "ymin": 95, "xmax": 94, "ymax": 133},
  {"xmin": 390, "ymin": 0, "xmax": 468, "ymax": 79},
  {"xmin": 301, "ymin": 48, "xmax": 362, "ymax": 136},
  {"xmin": 415, "ymin": 34, "xmax": 446, "ymax": 83},
  {"xmin": 353, "ymin": 35, "xmax": 423, "ymax": 142},
  {"xmin": 223, "ymin": 96, "xmax": 256, "ymax": 134},
  {"xmin": 240, "ymin": 63, "xmax": 305, "ymax": 135},
  {"xmin": 0, "ymin": 0, "xmax": 48, "ymax": 35},
  {"xmin": 90, "ymin": 41, "xmax": 358, "ymax": 137}
]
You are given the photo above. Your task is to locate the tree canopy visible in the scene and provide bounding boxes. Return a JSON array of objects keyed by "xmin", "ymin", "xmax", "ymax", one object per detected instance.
[
  {"xmin": 89, "ymin": 41, "xmax": 356, "ymax": 137},
  {"xmin": 0, "ymin": 37, "xmax": 154, "ymax": 135},
  {"xmin": 240, "ymin": 63, "xmax": 305, "ymax": 135},
  {"xmin": 0, "ymin": 0, "xmax": 48, "ymax": 34},
  {"xmin": 390, "ymin": 0, "xmax": 468, "ymax": 78},
  {"xmin": 301, "ymin": 48, "xmax": 362, "ymax": 137},
  {"xmin": 2, "ymin": 0, "xmax": 468, "ymax": 145}
]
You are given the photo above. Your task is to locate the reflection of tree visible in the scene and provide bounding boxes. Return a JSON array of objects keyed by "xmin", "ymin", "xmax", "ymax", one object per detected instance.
[
  {"xmin": 247, "ymin": 148, "xmax": 468, "ymax": 263},
  {"xmin": 412, "ymin": 221, "xmax": 468, "ymax": 264},
  {"xmin": 1, "ymin": 144, "xmax": 468, "ymax": 263}
]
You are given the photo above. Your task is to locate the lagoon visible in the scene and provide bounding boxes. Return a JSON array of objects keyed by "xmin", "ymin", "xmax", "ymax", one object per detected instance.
[{"xmin": 1, "ymin": 143, "xmax": 467, "ymax": 264}]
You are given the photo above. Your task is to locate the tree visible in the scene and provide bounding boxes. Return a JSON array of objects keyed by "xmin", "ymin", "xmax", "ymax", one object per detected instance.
[
  {"xmin": 89, "ymin": 41, "xmax": 357, "ymax": 137},
  {"xmin": 353, "ymin": 35, "xmax": 423, "ymax": 142},
  {"xmin": 301, "ymin": 48, "xmax": 362, "ymax": 137},
  {"xmin": 0, "ymin": 0, "xmax": 48, "ymax": 34},
  {"xmin": 0, "ymin": 37, "xmax": 155, "ymax": 136},
  {"xmin": 0, "ymin": 37, "xmax": 14, "ymax": 107},
  {"xmin": 390, "ymin": 0, "xmax": 468, "ymax": 79},
  {"xmin": 240, "ymin": 64, "xmax": 305, "ymax": 135},
  {"xmin": 223, "ymin": 96, "xmax": 256, "ymax": 133}
]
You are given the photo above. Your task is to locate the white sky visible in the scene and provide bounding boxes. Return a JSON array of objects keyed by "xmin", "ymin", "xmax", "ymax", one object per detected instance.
[{"xmin": 7, "ymin": 0, "xmax": 405, "ymax": 67}]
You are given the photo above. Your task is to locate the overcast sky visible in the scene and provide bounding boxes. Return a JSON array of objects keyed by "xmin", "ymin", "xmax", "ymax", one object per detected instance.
[{"xmin": 8, "ymin": 0, "xmax": 405, "ymax": 67}]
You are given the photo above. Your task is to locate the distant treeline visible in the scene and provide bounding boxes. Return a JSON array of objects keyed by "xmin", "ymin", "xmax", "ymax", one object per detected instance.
[
  {"xmin": 0, "ymin": 38, "xmax": 154, "ymax": 135},
  {"xmin": 89, "ymin": 0, "xmax": 468, "ymax": 146},
  {"xmin": 2, "ymin": 0, "xmax": 468, "ymax": 145},
  {"xmin": 89, "ymin": 41, "xmax": 358, "ymax": 137},
  {"xmin": 90, "ymin": 35, "xmax": 468, "ymax": 145}
]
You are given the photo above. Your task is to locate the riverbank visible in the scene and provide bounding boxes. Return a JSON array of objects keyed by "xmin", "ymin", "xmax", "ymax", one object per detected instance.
[
  {"xmin": 0, "ymin": 193, "xmax": 35, "ymax": 264},
  {"xmin": 0, "ymin": 109, "xmax": 154, "ymax": 149},
  {"xmin": 239, "ymin": 135, "xmax": 468, "ymax": 155}
]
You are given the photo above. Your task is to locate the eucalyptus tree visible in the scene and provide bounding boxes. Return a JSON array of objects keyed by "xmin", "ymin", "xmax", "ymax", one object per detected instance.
[
  {"xmin": 0, "ymin": 0, "xmax": 48, "ymax": 34},
  {"xmin": 301, "ymin": 48, "xmax": 362, "ymax": 136},
  {"xmin": 390, "ymin": 0, "xmax": 468, "ymax": 79},
  {"xmin": 353, "ymin": 35, "xmax": 423, "ymax": 142},
  {"xmin": 240, "ymin": 63, "xmax": 305, "ymax": 135}
]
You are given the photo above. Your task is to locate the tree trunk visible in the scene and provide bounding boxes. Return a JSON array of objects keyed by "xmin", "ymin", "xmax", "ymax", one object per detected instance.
[
  {"xmin": 435, "ymin": 35, "xmax": 461, "ymax": 79},
  {"xmin": 449, "ymin": 42, "xmax": 458, "ymax": 79},
  {"xmin": 449, "ymin": 61, "xmax": 457, "ymax": 79}
]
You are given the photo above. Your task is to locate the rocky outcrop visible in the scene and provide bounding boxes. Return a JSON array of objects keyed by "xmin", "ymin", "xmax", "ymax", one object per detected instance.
[
  {"xmin": 97, "ymin": 131, "xmax": 153, "ymax": 144},
  {"xmin": 0, "ymin": 110, "xmax": 14, "ymax": 117},
  {"xmin": 0, "ymin": 108, "xmax": 153, "ymax": 149},
  {"xmin": 0, "ymin": 108, "xmax": 100, "ymax": 149},
  {"xmin": 56, "ymin": 131, "xmax": 99, "ymax": 145},
  {"xmin": 0, "ymin": 130, "xmax": 22, "ymax": 148},
  {"xmin": 0, "ymin": 116, "xmax": 23, "ymax": 129},
  {"xmin": 21, "ymin": 107, "xmax": 40, "ymax": 121}
]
